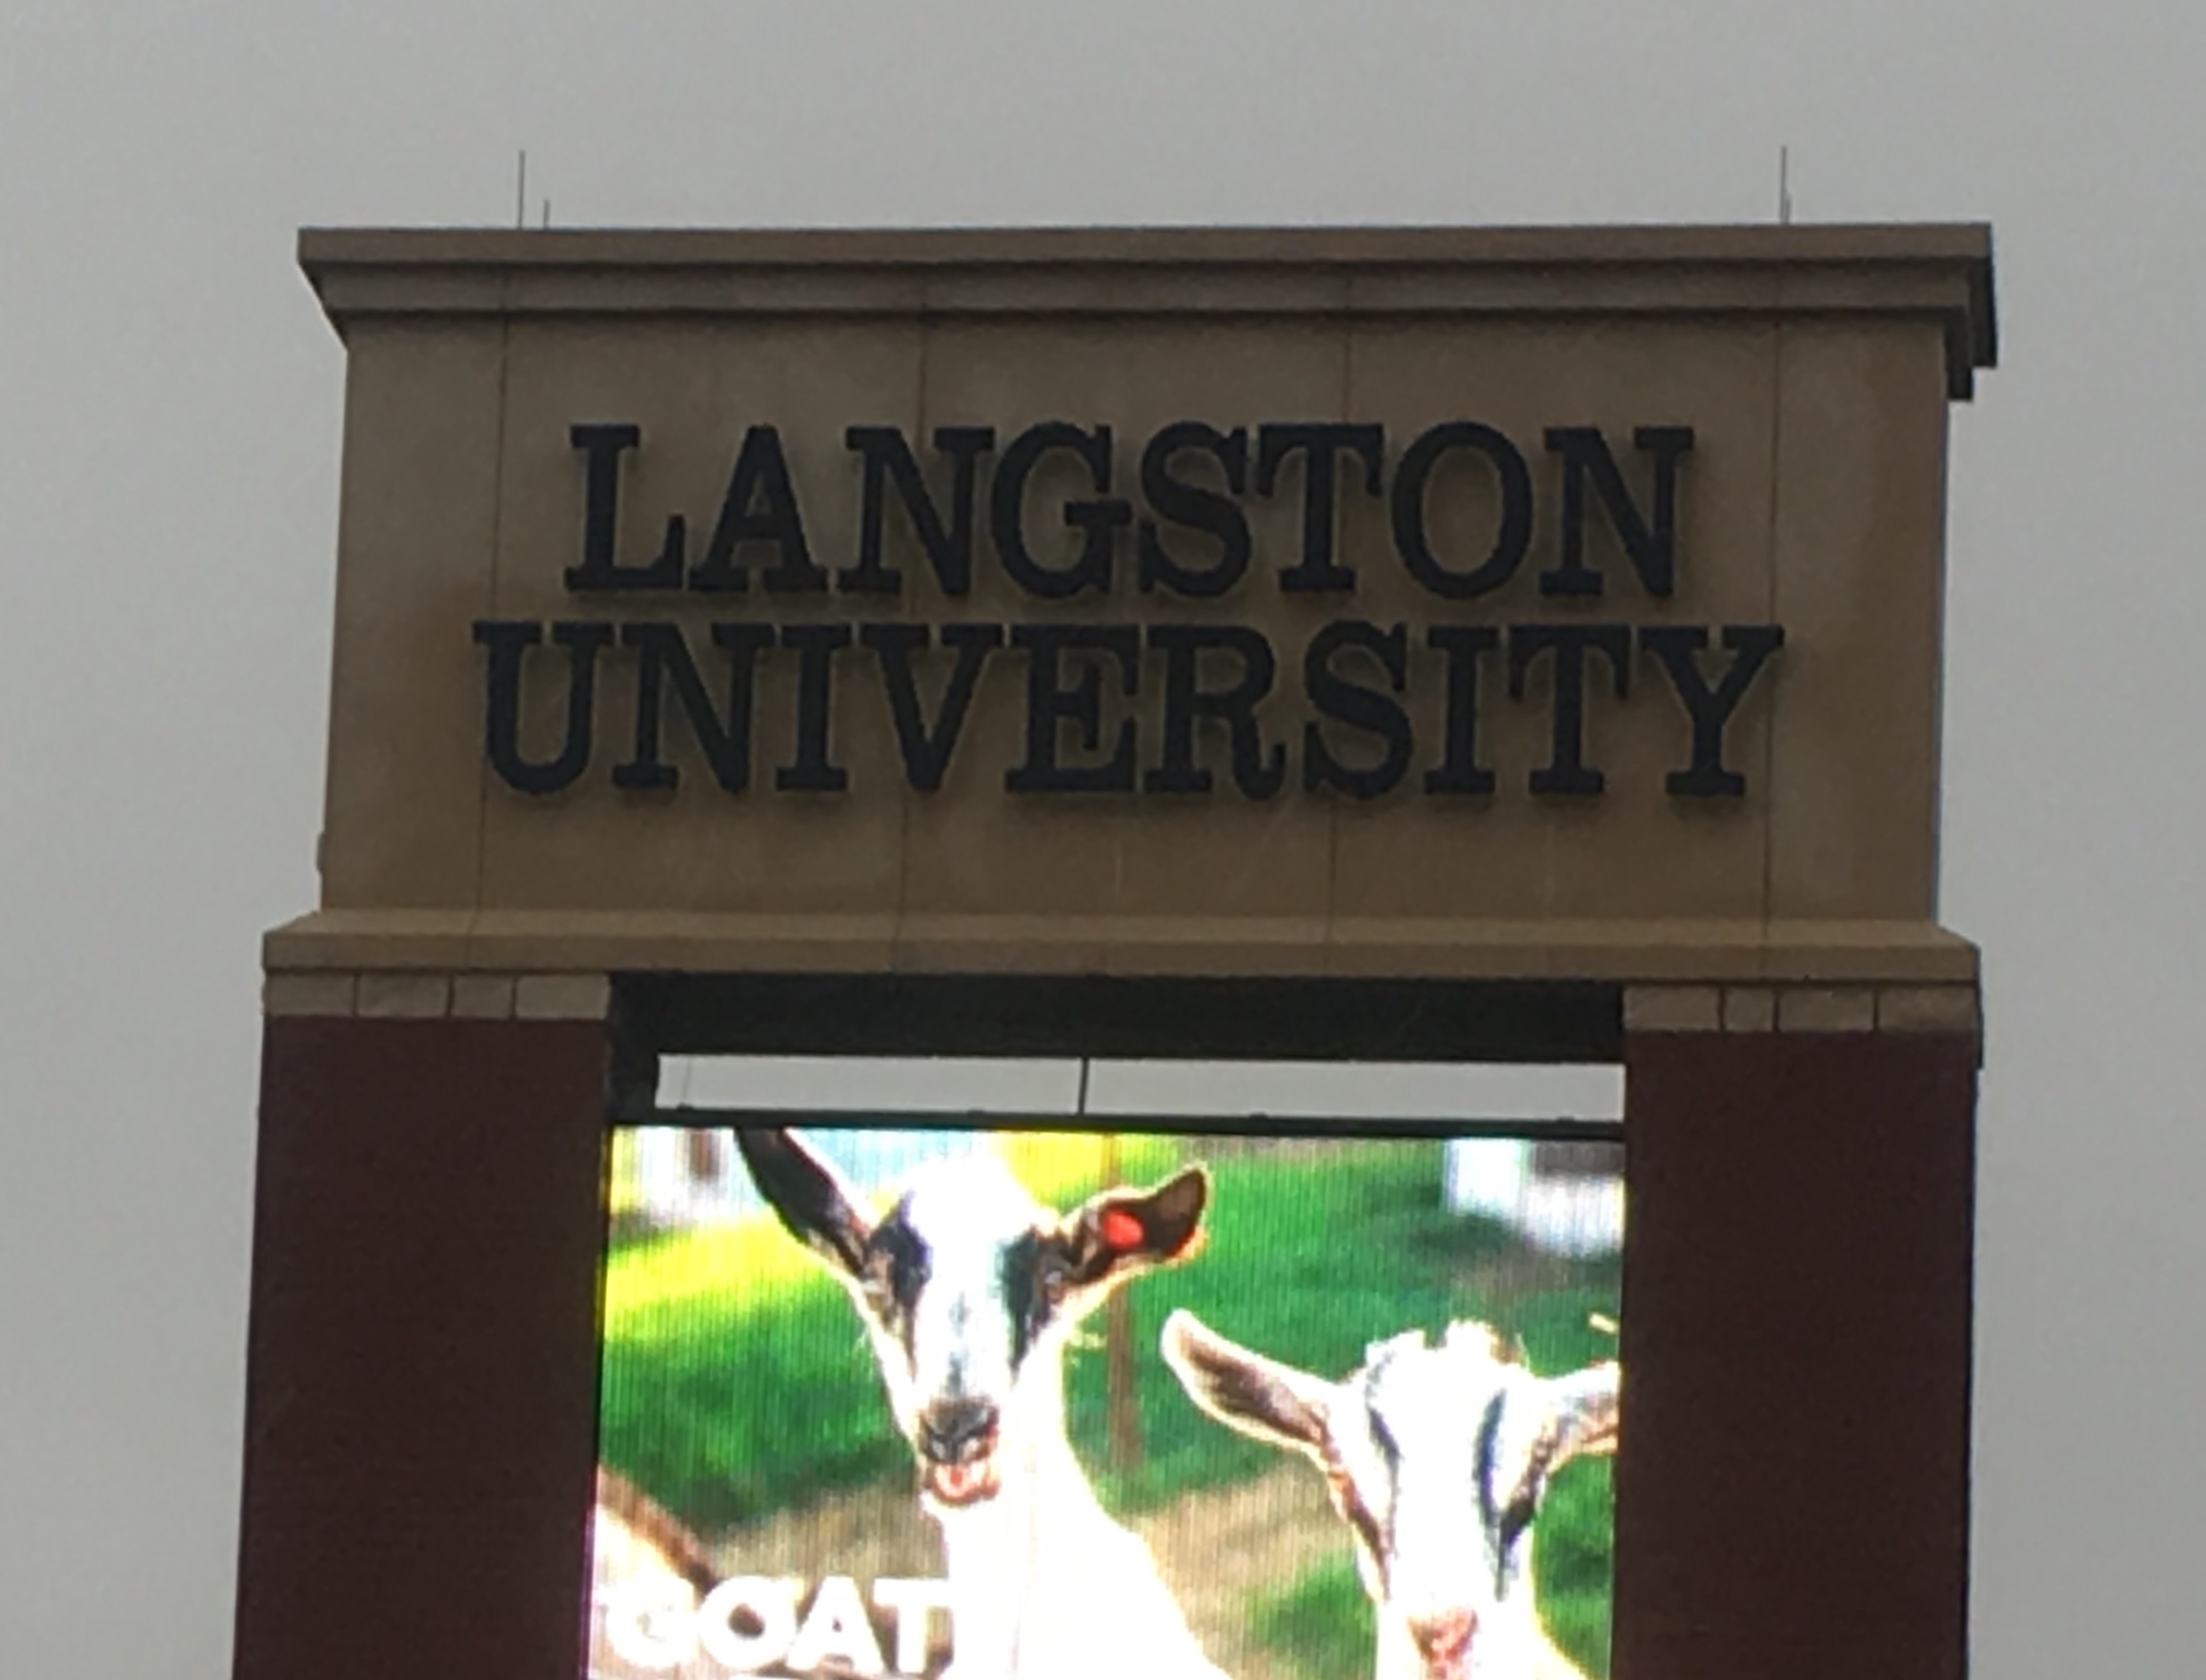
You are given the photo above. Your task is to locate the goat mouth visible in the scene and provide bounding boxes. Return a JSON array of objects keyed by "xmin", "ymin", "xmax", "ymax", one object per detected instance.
[
  {"xmin": 1407, "ymin": 1615, "xmax": 1477, "ymax": 1680},
  {"xmin": 921, "ymin": 1452, "xmax": 1002, "ymax": 1508}
]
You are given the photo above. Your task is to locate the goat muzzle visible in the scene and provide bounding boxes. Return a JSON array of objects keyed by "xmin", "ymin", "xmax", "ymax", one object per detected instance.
[
  {"xmin": 918, "ymin": 1399, "xmax": 1003, "ymax": 1507},
  {"xmin": 1407, "ymin": 1609, "xmax": 1477, "ymax": 1680},
  {"xmin": 922, "ymin": 1452, "xmax": 1002, "ymax": 1507}
]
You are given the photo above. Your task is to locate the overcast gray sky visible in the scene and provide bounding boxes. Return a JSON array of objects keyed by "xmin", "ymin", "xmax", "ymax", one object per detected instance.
[{"xmin": 3, "ymin": 2, "xmax": 2200, "ymax": 1674}]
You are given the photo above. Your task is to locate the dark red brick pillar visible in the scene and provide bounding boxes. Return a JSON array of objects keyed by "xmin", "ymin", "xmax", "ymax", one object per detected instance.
[
  {"xmin": 1609, "ymin": 1027, "xmax": 1977, "ymax": 1680},
  {"xmin": 232, "ymin": 1014, "xmax": 610, "ymax": 1680}
]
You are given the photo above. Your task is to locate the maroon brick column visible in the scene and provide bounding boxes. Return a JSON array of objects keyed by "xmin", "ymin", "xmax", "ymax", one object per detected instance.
[
  {"xmin": 1610, "ymin": 1027, "xmax": 1977, "ymax": 1680},
  {"xmin": 232, "ymin": 1014, "xmax": 610, "ymax": 1680}
]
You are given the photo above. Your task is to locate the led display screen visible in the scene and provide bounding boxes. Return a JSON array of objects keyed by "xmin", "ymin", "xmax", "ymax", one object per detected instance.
[{"xmin": 589, "ymin": 1125, "xmax": 1621, "ymax": 1680}]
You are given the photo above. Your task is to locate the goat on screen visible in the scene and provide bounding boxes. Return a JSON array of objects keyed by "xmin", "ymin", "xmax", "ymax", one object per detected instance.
[
  {"xmin": 1162, "ymin": 1311, "xmax": 1617, "ymax": 1680},
  {"xmin": 737, "ymin": 1128, "xmax": 1229, "ymax": 1680}
]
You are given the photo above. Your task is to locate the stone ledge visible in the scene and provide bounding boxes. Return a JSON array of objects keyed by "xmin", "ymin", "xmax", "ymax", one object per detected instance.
[
  {"xmin": 355, "ymin": 973, "xmax": 452, "ymax": 1019},
  {"xmin": 272, "ymin": 969, "xmax": 1980, "ymax": 1042},
  {"xmin": 1625, "ymin": 982, "xmax": 1979, "ymax": 1038},
  {"xmin": 264, "ymin": 970, "xmax": 607, "ymax": 1022},
  {"xmin": 516, "ymin": 974, "xmax": 613, "ymax": 1021},
  {"xmin": 1722, "ymin": 986, "xmax": 1778, "ymax": 1033},
  {"xmin": 1876, "ymin": 985, "xmax": 1982, "ymax": 1033},
  {"xmin": 1776, "ymin": 986, "xmax": 1879, "ymax": 1033},
  {"xmin": 263, "ymin": 909, "xmax": 1984, "ymax": 986},
  {"xmin": 1621, "ymin": 985, "xmax": 1721, "ymax": 1033},
  {"xmin": 450, "ymin": 975, "xmax": 518, "ymax": 1020},
  {"xmin": 261, "ymin": 972, "xmax": 357, "ymax": 1018}
]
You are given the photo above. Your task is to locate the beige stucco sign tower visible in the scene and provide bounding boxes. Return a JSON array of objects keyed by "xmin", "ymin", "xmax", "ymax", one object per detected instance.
[{"xmin": 237, "ymin": 224, "xmax": 1993, "ymax": 1680}]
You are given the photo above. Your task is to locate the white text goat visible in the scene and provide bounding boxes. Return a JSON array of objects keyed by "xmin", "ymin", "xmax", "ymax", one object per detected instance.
[
  {"xmin": 738, "ymin": 1128, "xmax": 1230, "ymax": 1680},
  {"xmin": 1163, "ymin": 1310, "xmax": 1616, "ymax": 1680}
]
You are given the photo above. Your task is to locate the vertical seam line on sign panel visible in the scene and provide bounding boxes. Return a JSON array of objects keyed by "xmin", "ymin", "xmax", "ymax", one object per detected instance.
[
  {"xmin": 1757, "ymin": 309, "xmax": 1786, "ymax": 955},
  {"xmin": 1322, "ymin": 307, "xmax": 1352, "ymax": 956},
  {"xmin": 469, "ymin": 289, "xmax": 516, "ymax": 968},
  {"xmin": 893, "ymin": 316, "xmax": 929, "ymax": 956}
]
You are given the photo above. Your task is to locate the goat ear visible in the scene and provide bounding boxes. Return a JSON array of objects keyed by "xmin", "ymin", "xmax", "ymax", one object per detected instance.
[
  {"xmin": 1161, "ymin": 1308, "xmax": 1334, "ymax": 1457},
  {"xmin": 1539, "ymin": 1360, "xmax": 1620, "ymax": 1471},
  {"xmin": 1062, "ymin": 1164, "xmax": 1210, "ymax": 1285},
  {"xmin": 734, "ymin": 1126, "xmax": 874, "ymax": 1277}
]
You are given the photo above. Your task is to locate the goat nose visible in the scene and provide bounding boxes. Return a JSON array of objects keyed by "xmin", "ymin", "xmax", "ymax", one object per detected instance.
[
  {"xmin": 920, "ymin": 1398, "xmax": 1000, "ymax": 1464},
  {"xmin": 1407, "ymin": 1609, "xmax": 1478, "ymax": 1669}
]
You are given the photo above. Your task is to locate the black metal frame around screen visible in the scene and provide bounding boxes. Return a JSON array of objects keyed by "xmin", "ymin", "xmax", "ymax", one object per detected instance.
[
  {"xmin": 617, "ymin": 974, "xmax": 1622, "ymax": 1062},
  {"xmin": 606, "ymin": 973, "xmax": 1629, "ymax": 1127}
]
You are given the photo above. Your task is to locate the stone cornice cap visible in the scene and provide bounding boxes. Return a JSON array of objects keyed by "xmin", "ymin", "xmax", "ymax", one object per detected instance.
[{"xmin": 297, "ymin": 221, "xmax": 1995, "ymax": 398}]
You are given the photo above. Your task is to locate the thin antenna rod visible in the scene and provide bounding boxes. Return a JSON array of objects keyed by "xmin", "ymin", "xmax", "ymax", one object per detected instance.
[
  {"xmin": 1075, "ymin": 1058, "xmax": 1092, "ymax": 1118},
  {"xmin": 1778, "ymin": 145, "xmax": 1793, "ymax": 225},
  {"xmin": 541, "ymin": 197, "xmax": 551, "ymax": 232},
  {"xmin": 516, "ymin": 150, "xmax": 528, "ymax": 230}
]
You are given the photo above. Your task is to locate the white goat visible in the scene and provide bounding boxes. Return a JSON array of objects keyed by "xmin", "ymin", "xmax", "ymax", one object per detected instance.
[
  {"xmin": 738, "ymin": 1128, "xmax": 1231, "ymax": 1680},
  {"xmin": 1162, "ymin": 1311, "xmax": 1616, "ymax": 1680}
]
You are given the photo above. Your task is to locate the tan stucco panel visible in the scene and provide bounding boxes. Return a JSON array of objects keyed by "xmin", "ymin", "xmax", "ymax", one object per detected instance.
[
  {"xmin": 1766, "ymin": 319, "xmax": 1953, "ymax": 921},
  {"xmin": 318, "ymin": 318, "xmax": 505, "ymax": 909},
  {"xmin": 291, "ymin": 225, "xmax": 1992, "ymax": 983}
]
